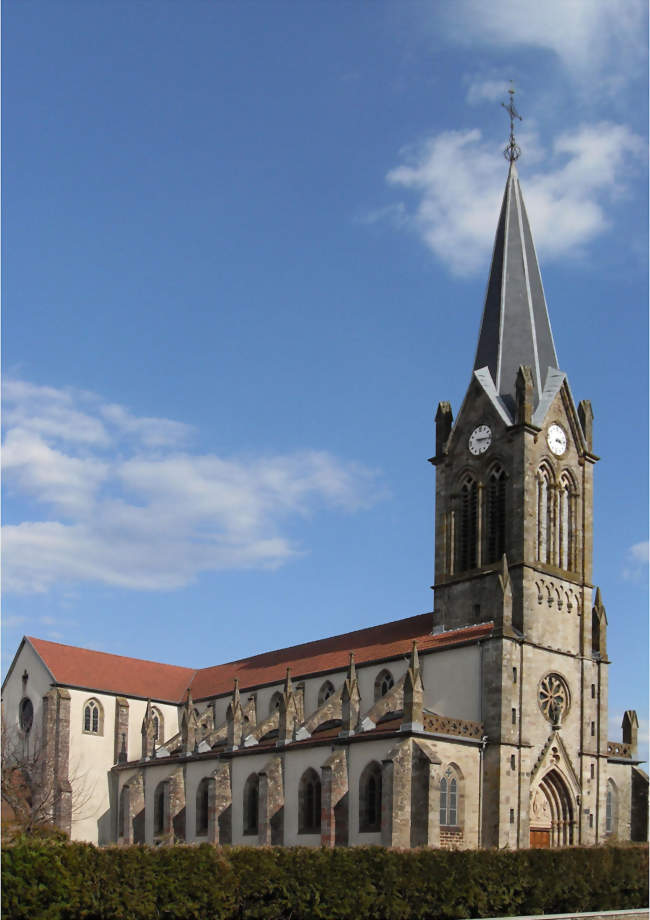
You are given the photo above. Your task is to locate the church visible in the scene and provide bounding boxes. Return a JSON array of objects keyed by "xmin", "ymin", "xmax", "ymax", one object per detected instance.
[{"xmin": 3, "ymin": 126, "xmax": 647, "ymax": 850}]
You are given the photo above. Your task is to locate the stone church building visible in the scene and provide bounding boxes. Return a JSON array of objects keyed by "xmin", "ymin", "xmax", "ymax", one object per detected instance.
[{"xmin": 3, "ymin": 151, "xmax": 647, "ymax": 850}]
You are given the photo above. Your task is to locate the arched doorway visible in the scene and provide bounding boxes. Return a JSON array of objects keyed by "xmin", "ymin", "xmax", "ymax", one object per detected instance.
[{"xmin": 530, "ymin": 769, "xmax": 575, "ymax": 847}]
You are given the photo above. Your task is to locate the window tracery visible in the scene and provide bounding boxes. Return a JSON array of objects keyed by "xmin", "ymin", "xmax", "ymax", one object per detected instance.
[
  {"xmin": 317, "ymin": 681, "xmax": 335, "ymax": 706},
  {"xmin": 83, "ymin": 698, "xmax": 103, "ymax": 735},
  {"xmin": 440, "ymin": 767, "xmax": 458, "ymax": 826},
  {"xmin": 374, "ymin": 669, "xmax": 394, "ymax": 701},
  {"xmin": 537, "ymin": 466, "xmax": 554, "ymax": 564},
  {"xmin": 538, "ymin": 673, "xmax": 570, "ymax": 725}
]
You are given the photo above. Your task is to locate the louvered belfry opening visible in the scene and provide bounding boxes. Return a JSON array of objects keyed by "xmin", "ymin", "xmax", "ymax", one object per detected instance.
[
  {"xmin": 486, "ymin": 466, "xmax": 506, "ymax": 563},
  {"xmin": 459, "ymin": 476, "xmax": 478, "ymax": 570}
]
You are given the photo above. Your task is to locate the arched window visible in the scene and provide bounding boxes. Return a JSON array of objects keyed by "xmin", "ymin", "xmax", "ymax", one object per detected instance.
[
  {"xmin": 269, "ymin": 692, "xmax": 283, "ymax": 717},
  {"xmin": 592, "ymin": 609, "xmax": 601, "ymax": 655},
  {"xmin": 151, "ymin": 707, "xmax": 164, "ymax": 743},
  {"xmin": 606, "ymin": 780, "xmax": 617, "ymax": 836},
  {"xmin": 374, "ymin": 669, "xmax": 394, "ymax": 701},
  {"xmin": 196, "ymin": 777, "xmax": 210, "ymax": 836},
  {"xmin": 459, "ymin": 475, "xmax": 478, "ymax": 571},
  {"xmin": 19, "ymin": 697, "xmax": 33, "ymax": 733},
  {"xmin": 83, "ymin": 698, "xmax": 103, "ymax": 735},
  {"xmin": 243, "ymin": 773, "xmax": 259, "ymax": 836},
  {"xmin": 298, "ymin": 768, "xmax": 321, "ymax": 834},
  {"xmin": 486, "ymin": 465, "xmax": 506, "ymax": 563},
  {"xmin": 318, "ymin": 681, "xmax": 335, "ymax": 706},
  {"xmin": 359, "ymin": 761, "xmax": 383, "ymax": 832},
  {"xmin": 537, "ymin": 467, "xmax": 554, "ymax": 564},
  {"xmin": 153, "ymin": 781, "xmax": 166, "ymax": 835},
  {"xmin": 558, "ymin": 473, "xmax": 576, "ymax": 571},
  {"xmin": 440, "ymin": 765, "xmax": 461, "ymax": 827}
]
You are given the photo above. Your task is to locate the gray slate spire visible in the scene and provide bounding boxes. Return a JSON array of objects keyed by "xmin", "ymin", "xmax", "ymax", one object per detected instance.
[{"xmin": 474, "ymin": 162, "xmax": 558, "ymax": 411}]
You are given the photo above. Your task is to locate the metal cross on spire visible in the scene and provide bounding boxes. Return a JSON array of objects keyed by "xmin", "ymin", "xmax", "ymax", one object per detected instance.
[{"xmin": 502, "ymin": 85, "xmax": 522, "ymax": 162}]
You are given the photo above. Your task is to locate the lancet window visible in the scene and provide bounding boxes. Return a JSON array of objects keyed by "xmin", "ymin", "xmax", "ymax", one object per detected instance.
[
  {"xmin": 298, "ymin": 768, "xmax": 322, "ymax": 834},
  {"xmin": 537, "ymin": 466, "xmax": 554, "ymax": 564},
  {"xmin": 243, "ymin": 773, "xmax": 259, "ymax": 836},
  {"xmin": 83, "ymin": 698, "xmax": 103, "ymax": 735},
  {"xmin": 558, "ymin": 473, "xmax": 576, "ymax": 571},
  {"xmin": 486, "ymin": 464, "xmax": 506, "ymax": 563},
  {"xmin": 359, "ymin": 761, "xmax": 383, "ymax": 832},
  {"xmin": 196, "ymin": 778, "xmax": 210, "ymax": 836},
  {"xmin": 459, "ymin": 475, "xmax": 478, "ymax": 571}
]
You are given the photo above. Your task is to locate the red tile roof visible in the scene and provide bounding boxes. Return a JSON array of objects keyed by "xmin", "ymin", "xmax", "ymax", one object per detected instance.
[
  {"xmin": 26, "ymin": 637, "xmax": 196, "ymax": 703},
  {"xmin": 25, "ymin": 616, "xmax": 493, "ymax": 704}
]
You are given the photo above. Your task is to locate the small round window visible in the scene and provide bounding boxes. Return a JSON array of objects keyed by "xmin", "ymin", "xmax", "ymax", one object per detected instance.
[
  {"xmin": 19, "ymin": 697, "xmax": 34, "ymax": 733},
  {"xmin": 538, "ymin": 673, "xmax": 570, "ymax": 725}
]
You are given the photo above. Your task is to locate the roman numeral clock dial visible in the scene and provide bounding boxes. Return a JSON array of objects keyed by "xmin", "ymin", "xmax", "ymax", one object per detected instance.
[{"xmin": 468, "ymin": 425, "xmax": 492, "ymax": 455}]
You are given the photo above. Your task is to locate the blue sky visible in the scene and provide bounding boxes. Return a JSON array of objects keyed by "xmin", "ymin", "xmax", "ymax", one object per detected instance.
[{"xmin": 3, "ymin": 2, "xmax": 648, "ymax": 759}]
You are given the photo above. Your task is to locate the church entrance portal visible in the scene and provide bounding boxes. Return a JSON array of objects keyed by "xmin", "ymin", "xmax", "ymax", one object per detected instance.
[{"xmin": 529, "ymin": 769, "xmax": 575, "ymax": 848}]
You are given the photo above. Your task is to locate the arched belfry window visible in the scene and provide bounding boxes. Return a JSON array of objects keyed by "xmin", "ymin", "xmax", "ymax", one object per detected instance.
[
  {"xmin": 558, "ymin": 473, "xmax": 576, "ymax": 572},
  {"xmin": 486, "ymin": 464, "xmax": 506, "ymax": 563},
  {"xmin": 459, "ymin": 474, "xmax": 478, "ymax": 571},
  {"xmin": 537, "ymin": 466, "xmax": 554, "ymax": 564}
]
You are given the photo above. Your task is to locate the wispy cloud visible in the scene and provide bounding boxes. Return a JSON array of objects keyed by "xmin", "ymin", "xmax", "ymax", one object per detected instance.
[
  {"xmin": 2, "ymin": 380, "xmax": 384, "ymax": 594},
  {"xmin": 383, "ymin": 122, "xmax": 643, "ymax": 276},
  {"xmin": 623, "ymin": 541, "xmax": 649, "ymax": 581},
  {"xmin": 440, "ymin": 0, "xmax": 647, "ymax": 91}
]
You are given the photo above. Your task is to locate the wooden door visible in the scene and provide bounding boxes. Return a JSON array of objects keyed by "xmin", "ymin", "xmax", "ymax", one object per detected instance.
[{"xmin": 530, "ymin": 827, "xmax": 551, "ymax": 848}]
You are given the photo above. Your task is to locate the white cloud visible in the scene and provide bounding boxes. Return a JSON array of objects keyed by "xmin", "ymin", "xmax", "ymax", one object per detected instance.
[
  {"xmin": 466, "ymin": 79, "xmax": 508, "ymax": 106},
  {"xmin": 2, "ymin": 381, "xmax": 383, "ymax": 594},
  {"xmin": 441, "ymin": 0, "xmax": 647, "ymax": 87},
  {"xmin": 384, "ymin": 122, "xmax": 643, "ymax": 276},
  {"xmin": 623, "ymin": 540, "xmax": 649, "ymax": 581}
]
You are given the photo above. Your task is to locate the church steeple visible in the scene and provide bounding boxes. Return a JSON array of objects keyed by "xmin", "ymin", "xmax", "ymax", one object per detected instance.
[{"xmin": 473, "ymin": 107, "xmax": 558, "ymax": 411}]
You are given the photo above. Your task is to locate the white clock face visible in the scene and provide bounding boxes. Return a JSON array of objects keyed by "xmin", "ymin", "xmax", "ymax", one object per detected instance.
[
  {"xmin": 547, "ymin": 423, "xmax": 567, "ymax": 456},
  {"xmin": 469, "ymin": 425, "xmax": 492, "ymax": 455}
]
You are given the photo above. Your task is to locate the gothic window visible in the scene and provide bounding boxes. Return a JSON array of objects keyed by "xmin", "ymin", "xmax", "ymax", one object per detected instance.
[
  {"xmin": 538, "ymin": 673, "xmax": 570, "ymax": 725},
  {"xmin": 606, "ymin": 780, "xmax": 617, "ymax": 835},
  {"xmin": 269, "ymin": 692, "xmax": 283, "ymax": 717},
  {"xmin": 195, "ymin": 778, "xmax": 210, "ymax": 836},
  {"xmin": 83, "ymin": 698, "xmax": 103, "ymax": 735},
  {"xmin": 486, "ymin": 465, "xmax": 506, "ymax": 563},
  {"xmin": 359, "ymin": 761, "xmax": 382, "ymax": 832},
  {"xmin": 148, "ymin": 706, "xmax": 164, "ymax": 743},
  {"xmin": 19, "ymin": 697, "xmax": 33, "ymax": 733},
  {"xmin": 317, "ymin": 681, "xmax": 335, "ymax": 706},
  {"xmin": 440, "ymin": 767, "xmax": 458, "ymax": 826},
  {"xmin": 374, "ymin": 669, "xmax": 394, "ymax": 701},
  {"xmin": 558, "ymin": 473, "xmax": 576, "ymax": 571},
  {"xmin": 243, "ymin": 773, "xmax": 259, "ymax": 836},
  {"xmin": 298, "ymin": 768, "xmax": 321, "ymax": 834},
  {"xmin": 459, "ymin": 475, "xmax": 478, "ymax": 571},
  {"xmin": 153, "ymin": 781, "xmax": 166, "ymax": 835},
  {"xmin": 537, "ymin": 466, "xmax": 554, "ymax": 564}
]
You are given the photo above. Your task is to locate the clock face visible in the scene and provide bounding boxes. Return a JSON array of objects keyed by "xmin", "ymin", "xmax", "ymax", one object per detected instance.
[
  {"xmin": 468, "ymin": 425, "xmax": 492, "ymax": 455},
  {"xmin": 547, "ymin": 423, "xmax": 567, "ymax": 456}
]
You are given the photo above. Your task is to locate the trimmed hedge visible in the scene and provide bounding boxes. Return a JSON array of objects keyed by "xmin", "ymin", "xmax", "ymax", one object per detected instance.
[{"xmin": 2, "ymin": 840, "xmax": 647, "ymax": 920}]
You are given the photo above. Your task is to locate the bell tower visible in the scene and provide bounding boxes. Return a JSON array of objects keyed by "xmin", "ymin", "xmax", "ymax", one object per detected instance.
[{"xmin": 430, "ymin": 96, "xmax": 608, "ymax": 847}]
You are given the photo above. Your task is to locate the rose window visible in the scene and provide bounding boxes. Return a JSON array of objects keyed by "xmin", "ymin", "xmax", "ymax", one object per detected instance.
[{"xmin": 538, "ymin": 673, "xmax": 570, "ymax": 724}]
